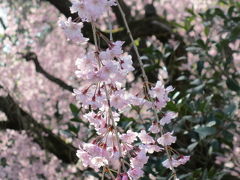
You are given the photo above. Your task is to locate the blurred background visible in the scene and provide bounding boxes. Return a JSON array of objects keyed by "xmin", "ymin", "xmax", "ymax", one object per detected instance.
[{"xmin": 0, "ymin": 0, "xmax": 239, "ymax": 179}]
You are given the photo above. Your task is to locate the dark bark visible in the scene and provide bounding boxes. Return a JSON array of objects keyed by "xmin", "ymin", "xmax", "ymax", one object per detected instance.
[
  {"xmin": 43, "ymin": 0, "xmax": 184, "ymax": 47},
  {"xmin": 0, "ymin": 94, "xmax": 77, "ymax": 164},
  {"xmin": 43, "ymin": 0, "xmax": 189, "ymax": 88},
  {"xmin": 111, "ymin": 0, "xmax": 132, "ymax": 26},
  {"xmin": 22, "ymin": 52, "xmax": 74, "ymax": 92}
]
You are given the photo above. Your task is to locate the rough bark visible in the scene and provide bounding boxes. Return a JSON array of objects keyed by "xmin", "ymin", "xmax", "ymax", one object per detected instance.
[
  {"xmin": 0, "ymin": 93, "xmax": 77, "ymax": 164},
  {"xmin": 43, "ymin": 0, "xmax": 184, "ymax": 48},
  {"xmin": 43, "ymin": 0, "xmax": 188, "ymax": 89},
  {"xmin": 22, "ymin": 52, "xmax": 74, "ymax": 92}
]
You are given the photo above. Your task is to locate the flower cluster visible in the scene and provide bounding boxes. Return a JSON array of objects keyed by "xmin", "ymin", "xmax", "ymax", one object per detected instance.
[
  {"xmin": 58, "ymin": 17, "xmax": 88, "ymax": 43},
  {"xmin": 0, "ymin": 130, "xmax": 76, "ymax": 180},
  {"xmin": 59, "ymin": 0, "xmax": 190, "ymax": 179},
  {"xmin": 70, "ymin": 0, "xmax": 116, "ymax": 22}
]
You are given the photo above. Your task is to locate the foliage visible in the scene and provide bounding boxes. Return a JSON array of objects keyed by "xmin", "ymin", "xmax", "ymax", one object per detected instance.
[{"xmin": 0, "ymin": 0, "xmax": 239, "ymax": 179}]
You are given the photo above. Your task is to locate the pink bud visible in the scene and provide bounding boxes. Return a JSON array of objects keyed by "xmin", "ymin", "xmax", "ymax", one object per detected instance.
[
  {"xmin": 115, "ymin": 175, "xmax": 121, "ymax": 180},
  {"xmin": 122, "ymin": 173, "xmax": 128, "ymax": 180}
]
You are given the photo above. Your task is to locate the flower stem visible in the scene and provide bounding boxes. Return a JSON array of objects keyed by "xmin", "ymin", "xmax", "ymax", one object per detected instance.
[
  {"xmin": 91, "ymin": 22, "xmax": 126, "ymax": 174},
  {"xmin": 116, "ymin": 1, "xmax": 177, "ymax": 179}
]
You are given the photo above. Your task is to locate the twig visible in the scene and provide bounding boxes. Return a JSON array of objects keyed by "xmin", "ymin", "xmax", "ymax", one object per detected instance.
[
  {"xmin": 21, "ymin": 52, "xmax": 74, "ymax": 92},
  {"xmin": 116, "ymin": 1, "xmax": 178, "ymax": 179},
  {"xmin": 91, "ymin": 22, "xmax": 126, "ymax": 175}
]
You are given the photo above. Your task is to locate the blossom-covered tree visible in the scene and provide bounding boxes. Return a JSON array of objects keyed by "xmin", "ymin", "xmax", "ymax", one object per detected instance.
[{"xmin": 0, "ymin": 0, "xmax": 239, "ymax": 179}]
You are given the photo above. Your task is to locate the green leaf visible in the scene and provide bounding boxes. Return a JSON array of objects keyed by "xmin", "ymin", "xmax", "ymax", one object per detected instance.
[
  {"xmin": 195, "ymin": 126, "xmax": 216, "ymax": 139},
  {"xmin": 197, "ymin": 60, "xmax": 204, "ymax": 75},
  {"xmin": 230, "ymin": 26, "xmax": 240, "ymax": 40},
  {"xmin": 190, "ymin": 79, "xmax": 201, "ymax": 86},
  {"xmin": 172, "ymin": 91, "xmax": 180, "ymax": 100},
  {"xmin": 224, "ymin": 103, "xmax": 236, "ymax": 116},
  {"xmin": 134, "ymin": 38, "xmax": 140, "ymax": 47},
  {"xmin": 68, "ymin": 123, "xmax": 79, "ymax": 134},
  {"xmin": 214, "ymin": 8, "xmax": 226, "ymax": 19},
  {"xmin": 176, "ymin": 76, "xmax": 187, "ymax": 81},
  {"xmin": 60, "ymin": 130, "xmax": 75, "ymax": 138},
  {"xmin": 196, "ymin": 39, "xmax": 206, "ymax": 49},
  {"xmin": 226, "ymin": 78, "xmax": 240, "ymax": 92},
  {"xmin": 166, "ymin": 101, "xmax": 178, "ymax": 111},
  {"xmin": 69, "ymin": 103, "xmax": 79, "ymax": 116},
  {"xmin": 228, "ymin": 6, "xmax": 236, "ymax": 17},
  {"xmin": 188, "ymin": 142, "xmax": 198, "ymax": 151},
  {"xmin": 221, "ymin": 130, "xmax": 234, "ymax": 148},
  {"xmin": 189, "ymin": 84, "xmax": 205, "ymax": 93},
  {"xmin": 70, "ymin": 117, "xmax": 81, "ymax": 123}
]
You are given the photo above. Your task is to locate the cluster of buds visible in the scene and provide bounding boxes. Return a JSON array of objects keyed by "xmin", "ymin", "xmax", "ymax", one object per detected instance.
[{"xmin": 59, "ymin": 0, "xmax": 189, "ymax": 179}]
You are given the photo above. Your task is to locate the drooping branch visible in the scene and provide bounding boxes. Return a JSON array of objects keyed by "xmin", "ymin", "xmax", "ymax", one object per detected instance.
[
  {"xmin": 43, "ymin": 0, "xmax": 184, "ymax": 48},
  {"xmin": 42, "ymin": 0, "xmax": 189, "ymax": 90},
  {"xmin": 111, "ymin": 0, "xmax": 132, "ymax": 26},
  {"xmin": 0, "ymin": 93, "xmax": 77, "ymax": 164},
  {"xmin": 22, "ymin": 52, "xmax": 74, "ymax": 92},
  {"xmin": 43, "ymin": 0, "xmax": 188, "ymax": 88}
]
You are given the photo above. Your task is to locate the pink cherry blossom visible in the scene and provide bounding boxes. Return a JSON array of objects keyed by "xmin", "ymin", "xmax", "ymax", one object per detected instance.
[
  {"xmin": 70, "ymin": 0, "xmax": 116, "ymax": 22},
  {"xmin": 120, "ymin": 130, "xmax": 138, "ymax": 144},
  {"xmin": 120, "ymin": 55, "xmax": 135, "ymax": 73},
  {"xmin": 58, "ymin": 17, "xmax": 88, "ymax": 43},
  {"xmin": 162, "ymin": 156, "xmax": 190, "ymax": 169},
  {"xmin": 157, "ymin": 132, "xmax": 177, "ymax": 146},
  {"xmin": 127, "ymin": 168, "xmax": 144, "ymax": 180},
  {"xmin": 122, "ymin": 173, "xmax": 129, "ymax": 180},
  {"xmin": 149, "ymin": 80, "xmax": 174, "ymax": 110},
  {"xmin": 130, "ymin": 149, "xmax": 149, "ymax": 168},
  {"xmin": 76, "ymin": 149, "xmax": 91, "ymax": 167},
  {"xmin": 145, "ymin": 144, "xmax": 164, "ymax": 154},
  {"xmin": 177, "ymin": 155, "xmax": 190, "ymax": 165},
  {"xmin": 110, "ymin": 90, "xmax": 128, "ymax": 109},
  {"xmin": 148, "ymin": 122, "xmax": 160, "ymax": 134},
  {"xmin": 110, "ymin": 41, "xmax": 124, "ymax": 57},
  {"xmin": 91, "ymin": 156, "xmax": 108, "ymax": 169},
  {"xmin": 160, "ymin": 111, "xmax": 178, "ymax": 126},
  {"xmin": 70, "ymin": 0, "xmax": 90, "ymax": 21},
  {"xmin": 138, "ymin": 130, "xmax": 155, "ymax": 144}
]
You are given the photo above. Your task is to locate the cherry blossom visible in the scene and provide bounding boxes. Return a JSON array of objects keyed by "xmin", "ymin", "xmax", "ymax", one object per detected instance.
[
  {"xmin": 127, "ymin": 168, "xmax": 144, "ymax": 180},
  {"xmin": 148, "ymin": 122, "xmax": 160, "ymax": 134},
  {"xmin": 58, "ymin": 17, "xmax": 88, "ymax": 43},
  {"xmin": 162, "ymin": 156, "xmax": 190, "ymax": 169},
  {"xmin": 130, "ymin": 149, "xmax": 149, "ymax": 168},
  {"xmin": 138, "ymin": 130, "xmax": 155, "ymax": 144},
  {"xmin": 145, "ymin": 144, "xmax": 163, "ymax": 154},
  {"xmin": 56, "ymin": 0, "xmax": 192, "ymax": 178},
  {"xmin": 157, "ymin": 132, "xmax": 177, "ymax": 146},
  {"xmin": 160, "ymin": 111, "xmax": 178, "ymax": 126},
  {"xmin": 149, "ymin": 80, "xmax": 174, "ymax": 110},
  {"xmin": 70, "ymin": 0, "xmax": 116, "ymax": 22},
  {"xmin": 120, "ymin": 130, "xmax": 138, "ymax": 144}
]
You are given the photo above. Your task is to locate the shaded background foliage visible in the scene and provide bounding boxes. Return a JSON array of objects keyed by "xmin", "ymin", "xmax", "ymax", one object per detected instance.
[{"xmin": 0, "ymin": 0, "xmax": 239, "ymax": 179}]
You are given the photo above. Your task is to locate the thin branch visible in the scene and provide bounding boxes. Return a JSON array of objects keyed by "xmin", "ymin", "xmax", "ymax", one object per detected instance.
[
  {"xmin": 116, "ymin": 1, "xmax": 178, "ymax": 178},
  {"xmin": 21, "ymin": 52, "xmax": 74, "ymax": 92},
  {"xmin": 43, "ymin": 0, "xmax": 184, "ymax": 48},
  {"xmin": 0, "ymin": 17, "xmax": 6, "ymax": 30},
  {"xmin": 0, "ymin": 92, "xmax": 77, "ymax": 164},
  {"xmin": 111, "ymin": 0, "xmax": 132, "ymax": 26}
]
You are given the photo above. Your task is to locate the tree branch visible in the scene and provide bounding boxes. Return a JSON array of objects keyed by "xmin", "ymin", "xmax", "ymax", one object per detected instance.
[
  {"xmin": 111, "ymin": 0, "xmax": 132, "ymax": 26},
  {"xmin": 43, "ymin": 0, "xmax": 188, "ymax": 89},
  {"xmin": 22, "ymin": 52, "xmax": 74, "ymax": 92},
  {"xmin": 43, "ymin": 0, "xmax": 184, "ymax": 47},
  {"xmin": 0, "ymin": 92, "xmax": 77, "ymax": 164}
]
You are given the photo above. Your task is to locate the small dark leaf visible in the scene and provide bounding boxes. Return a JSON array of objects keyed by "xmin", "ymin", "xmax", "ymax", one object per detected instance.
[
  {"xmin": 197, "ymin": 60, "xmax": 204, "ymax": 75},
  {"xmin": 226, "ymin": 78, "xmax": 240, "ymax": 92},
  {"xmin": 188, "ymin": 142, "xmax": 198, "ymax": 151},
  {"xmin": 195, "ymin": 126, "xmax": 216, "ymax": 139},
  {"xmin": 69, "ymin": 103, "xmax": 80, "ymax": 116}
]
